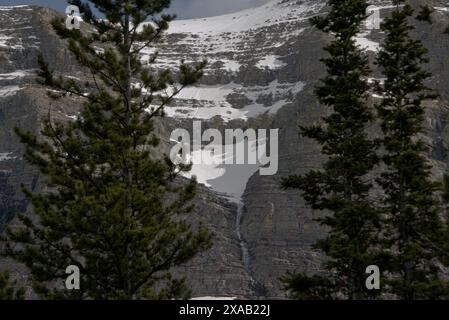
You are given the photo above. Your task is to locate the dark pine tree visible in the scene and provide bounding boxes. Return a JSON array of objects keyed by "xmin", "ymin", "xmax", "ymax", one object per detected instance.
[
  {"xmin": 415, "ymin": 4, "xmax": 433, "ymax": 24},
  {"xmin": 1, "ymin": 0, "xmax": 211, "ymax": 299},
  {"xmin": 375, "ymin": 1, "xmax": 448, "ymax": 300},
  {"xmin": 281, "ymin": 0, "xmax": 380, "ymax": 299},
  {"xmin": 0, "ymin": 271, "xmax": 24, "ymax": 300}
]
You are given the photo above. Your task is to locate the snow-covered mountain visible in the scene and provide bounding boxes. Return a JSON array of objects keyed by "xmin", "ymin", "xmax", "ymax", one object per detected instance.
[
  {"xmin": 2, "ymin": 0, "xmax": 449, "ymax": 298},
  {"xmin": 146, "ymin": 0, "xmax": 397, "ymax": 203},
  {"xmin": 153, "ymin": 0, "xmax": 327, "ymax": 203},
  {"xmin": 148, "ymin": 0, "xmax": 323, "ymax": 123}
]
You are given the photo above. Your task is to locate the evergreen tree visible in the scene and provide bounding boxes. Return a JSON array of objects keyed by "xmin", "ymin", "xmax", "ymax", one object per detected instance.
[
  {"xmin": 375, "ymin": 1, "xmax": 448, "ymax": 299},
  {"xmin": 281, "ymin": 0, "xmax": 380, "ymax": 299},
  {"xmin": 416, "ymin": 5, "xmax": 433, "ymax": 24},
  {"xmin": 1, "ymin": 0, "xmax": 211, "ymax": 299},
  {"xmin": 281, "ymin": 271, "xmax": 332, "ymax": 300},
  {"xmin": 0, "ymin": 271, "xmax": 24, "ymax": 300}
]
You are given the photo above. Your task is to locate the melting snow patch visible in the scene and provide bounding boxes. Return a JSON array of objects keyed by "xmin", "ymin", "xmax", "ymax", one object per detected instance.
[
  {"xmin": 222, "ymin": 59, "xmax": 241, "ymax": 72},
  {"xmin": 0, "ymin": 35, "xmax": 24, "ymax": 50},
  {"xmin": 163, "ymin": 80, "xmax": 305, "ymax": 122},
  {"xmin": 367, "ymin": 77, "xmax": 386, "ymax": 84},
  {"xmin": 0, "ymin": 70, "xmax": 32, "ymax": 80},
  {"xmin": 164, "ymin": 105, "xmax": 243, "ymax": 122},
  {"xmin": 181, "ymin": 137, "xmax": 263, "ymax": 203},
  {"xmin": 0, "ymin": 85, "xmax": 23, "ymax": 98},
  {"xmin": 355, "ymin": 31, "xmax": 380, "ymax": 52},
  {"xmin": 0, "ymin": 152, "xmax": 15, "ymax": 161},
  {"xmin": 183, "ymin": 147, "xmax": 227, "ymax": 188},
  {"xmin": 0, "ymin": 35, "xmax": 12, "ymax": 47},
  {"xmin": 0, "ymin": 6, "xmax": 31, "ymax": 11},
  {"xmin": 175, "ymin": 84, "xmax": 235, "ymax": 101},
  {"xmin": 435, "ymin": 7, "xmax": 449, "ymax": 12},
  {"xmin": 256, "ymin": 55, "xmax": 287, "ymax": 70},
  {"xmin": 66, "ymin": 115, "xmax": 79, "ymax": 120}
]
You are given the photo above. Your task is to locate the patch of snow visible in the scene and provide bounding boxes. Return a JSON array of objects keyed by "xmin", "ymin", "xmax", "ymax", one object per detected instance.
[
  {"xmin": 355, "ymin": 31, "xmax": 380, "ymax": 52},
  {"xmin": 181, "ymin": 146, "xmax": 226, "ymax": 189},
  {"xmin": 0, "ymin": 85, "xmax": 23, "ymax": 98},
  {"xmin": 222, "ymin": 59, "xmax": 241, "ymax": 72},
  {"xmin": 0, "ymin": 26, "xmax": 33, "ymax": 32},
  {"xmin": 0, "ymin": 34, "xmax": 12, "ymax": 46},
  {"xmin": 256, "ymin": 55, "xmax": 287, "ymax": 70},
  {"xmin": 0, "ymin": 34, "xmax": 24, "ymax": 50},
  {"xmin": 0, "ymin": 70, "xmax": 32, "ymax": 80},
  {"xmin": 164, "ymin": 104, "xmax": 243, "ymax": 122},
  {"xmin": 0, "ymin": 152, "xmax": 16, "ymax": 161},
  {"xmin": 66, "ymin": 115, "xmax": 79, "ymax": 120},
  {"xmin": 435, "ymin": 7, "xmax": 449, "ymax": 13},
  {"xmin": 175, "ymin": 84, "xmax": 235, "ymax": 101},
  {"xmin": 181, "ymin": 136, "xmax": 263, "ymax": 203},
  {"xmin": 0, "ymin": 6, "xmax": 31, "ymax": 11},
  {"xmin": 164, "ymin": 80, "xmax": 304, "ymax": 122},
  {"xmin": 242, "ymin": 96, "xmax": 294, "ymax": 118},
  {"xmin": 367, "ymin": 77, "xmax": 386, "ymax": 84}
]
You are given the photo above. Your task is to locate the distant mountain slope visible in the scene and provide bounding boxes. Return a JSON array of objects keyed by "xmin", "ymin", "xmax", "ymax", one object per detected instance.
[{"xmin": 1, "ymin": 0, "xmax": 449, "ymax": 298}]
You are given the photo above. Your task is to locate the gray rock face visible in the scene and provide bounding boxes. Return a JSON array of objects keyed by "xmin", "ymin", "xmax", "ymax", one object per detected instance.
[
  {"xmin": 1, "ymin": 0, "xmax": 449, "ymax": 299},
  {"xmin": 242, "ymin": 0, "xmax": 449, "ymax": 298},
  {"xmin": 0, "ymin": 4, "xmax": 253, "ymax": 299}
]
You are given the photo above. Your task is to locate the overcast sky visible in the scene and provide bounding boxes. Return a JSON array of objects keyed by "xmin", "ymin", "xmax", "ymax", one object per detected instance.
[{"xmin": 0, "ymin": 0, "xmax": 270, "ymax": 19}]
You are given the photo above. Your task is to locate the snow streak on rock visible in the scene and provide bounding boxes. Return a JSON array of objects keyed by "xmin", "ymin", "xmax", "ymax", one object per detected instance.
[{"xmin": 0, "ymin": 5, "xmax": 38, "ymax": 52}]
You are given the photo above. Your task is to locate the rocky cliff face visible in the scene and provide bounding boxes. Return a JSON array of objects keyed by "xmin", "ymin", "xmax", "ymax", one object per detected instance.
[{"xmin": 1, "ymin": 0, "xmax": 449, "ymax": 299}]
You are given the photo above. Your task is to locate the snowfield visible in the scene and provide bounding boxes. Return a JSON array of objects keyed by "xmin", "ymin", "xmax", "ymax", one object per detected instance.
[
  {"xmin": 0, "ymin": 152, "xmax": 16, "ymax": 161},
  {"xmin": 182, "ymin": 137, "xmax": 263, "ymax": 203},
  {"xmin": 166, "ymin": 0, "xmax": 324, "ymax": 34},
  {"xmin": 164, "ymin": 80, "xmax": 305, "ymax": 122}
]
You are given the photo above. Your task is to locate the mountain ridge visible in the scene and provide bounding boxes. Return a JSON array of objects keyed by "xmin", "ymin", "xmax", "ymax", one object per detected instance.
[{"xmin": 1, "ymin": 0, "xmax": 449, "ymax": 298}]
